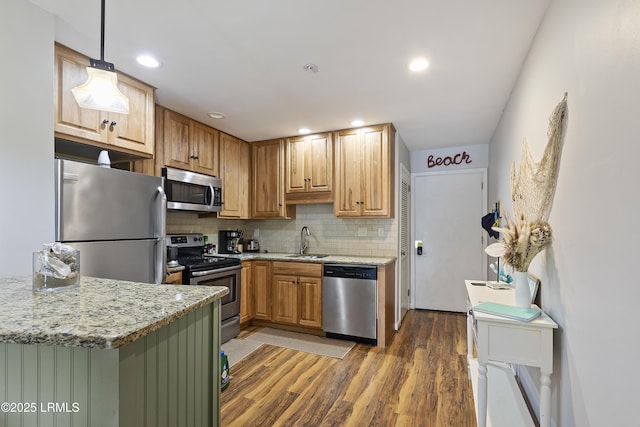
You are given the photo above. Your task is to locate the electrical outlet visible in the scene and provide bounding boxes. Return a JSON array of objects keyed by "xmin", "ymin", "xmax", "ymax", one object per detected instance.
[
  {"xmin": 254, "ymin": 228, "xmax": 259, "ymax": 237},
  {"xmin": 358, "ymin": 227, "xmax": 367, "ymax": 237},
  {"xmin": 378, "ymin": 227, "xmax": 384, "ymax": 237}
]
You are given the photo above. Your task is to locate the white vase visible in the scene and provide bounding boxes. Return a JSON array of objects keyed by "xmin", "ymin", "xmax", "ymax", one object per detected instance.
[{"xmin": 513, "ymin": 271, "xmax": 531, "ymax": 308}]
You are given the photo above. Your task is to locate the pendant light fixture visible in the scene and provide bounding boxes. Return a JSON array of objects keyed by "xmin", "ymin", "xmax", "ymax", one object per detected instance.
[{"xmin": 72, "ymin": 0, "xmax": 129, "ymax": 114}]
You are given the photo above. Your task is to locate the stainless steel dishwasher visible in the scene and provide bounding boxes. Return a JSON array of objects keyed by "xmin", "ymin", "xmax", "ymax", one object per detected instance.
[{"xmin": 323, "ymin": 264, "xmax": 377, "ymax": 345}]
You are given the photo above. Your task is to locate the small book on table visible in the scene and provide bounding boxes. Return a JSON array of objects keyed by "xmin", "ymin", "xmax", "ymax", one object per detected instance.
[{"xmin": 473, "ymin": 301, "xmax": 541, "ymax": 322}]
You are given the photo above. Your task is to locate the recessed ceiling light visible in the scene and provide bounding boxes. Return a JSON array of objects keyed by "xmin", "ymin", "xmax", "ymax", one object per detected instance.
[
  {"xmin": 207, "ymin": 112, "xmax": 225, "ymax": 119},
  {"xmin": 303, "ymin": 63, "xmax": 319, "ymax": 73},
  {"xmin": 298, "ymin": 128, "xmax": 311, "ymax": 134},
  {"xmin": 409, "ymin": 57, "xmax": 430, "ymax": 72},
  {"xmin": 351, "ymin": 119, "xmax": 364, "ymax": 127},
  {"xmin": 136, "ymin": 55, "xmax": 160, "ymax": 68}
]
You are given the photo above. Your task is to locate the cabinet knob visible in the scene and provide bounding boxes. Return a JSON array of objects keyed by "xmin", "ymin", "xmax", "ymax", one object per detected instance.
[
  {"xmin": 102, "ymin": 119, "xmax": 109, "ymax": 125},
  {"xmin": 110, "ymin": 121, "xmax": 117, "ymax": 127},
  {"xmin": 190, "ymin": 155, "xmax": 199, "ymax": 160}
]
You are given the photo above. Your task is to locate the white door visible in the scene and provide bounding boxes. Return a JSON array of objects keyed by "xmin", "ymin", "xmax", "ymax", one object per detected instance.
[{"xmin": 412, "ymin": 169, "xmax": 486, "ymax": 312}]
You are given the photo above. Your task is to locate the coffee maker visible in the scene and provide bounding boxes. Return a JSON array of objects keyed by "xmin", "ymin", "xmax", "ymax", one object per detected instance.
[{"xmin": 219, "ymin": 229, "xmax": 243, "ymax": 254}]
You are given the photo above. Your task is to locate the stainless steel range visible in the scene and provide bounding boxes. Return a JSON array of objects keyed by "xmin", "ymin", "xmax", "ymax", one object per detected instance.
[{"xmin": 167, "ymin": 233, "xmax": 241, "ymax": 343}]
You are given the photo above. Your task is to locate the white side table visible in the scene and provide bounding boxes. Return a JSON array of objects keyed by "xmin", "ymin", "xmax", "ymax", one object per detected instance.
[{"xmin": 465, "ymin": 280, "xmax": 558, "ymax": 427}]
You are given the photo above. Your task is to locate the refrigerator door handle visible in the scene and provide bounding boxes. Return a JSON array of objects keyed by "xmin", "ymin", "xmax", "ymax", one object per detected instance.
[
  {"xmin": 154, "ymin": 237, "xmax": 166, "ymax": 284},
  {"xmin": 154, "ymin": 186, "xmax": 167, "ymax": 284},
  {"xmin": 55, "ymin": 159, "xmax": 63, "ymax": 241},
  {"xmin": 155, "ymin": 186, "xmax": 167, "ymax": 238}
]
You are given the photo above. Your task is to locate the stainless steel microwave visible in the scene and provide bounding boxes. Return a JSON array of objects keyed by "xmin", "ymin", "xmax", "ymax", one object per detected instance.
[{"xmin": 162, "ymin": 167, "xmax": 222, "ymax": 213}]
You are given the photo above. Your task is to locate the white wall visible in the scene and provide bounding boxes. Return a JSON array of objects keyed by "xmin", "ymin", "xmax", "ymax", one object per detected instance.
[
  {"xmin": 488, "ymin": 1, "xmax": 640, "ymax": 425},
  {"xmin": 0, "ymin": 1, "xmax": 55, "ymax": 277}
]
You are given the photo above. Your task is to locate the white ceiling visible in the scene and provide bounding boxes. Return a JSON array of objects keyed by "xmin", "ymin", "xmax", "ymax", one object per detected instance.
[{"xmin": 29, "ymin": 0, "xmax": 550, "ymax": 151}]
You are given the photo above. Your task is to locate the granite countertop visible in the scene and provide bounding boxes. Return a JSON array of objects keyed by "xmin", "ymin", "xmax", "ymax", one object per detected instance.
[
  {"xmin": 0, "ymin": 276, "xmax": 228, "ymax": 349},
  {"xmin": 211, "ymin": 252, "xmax": 396, "ymax": 265}
]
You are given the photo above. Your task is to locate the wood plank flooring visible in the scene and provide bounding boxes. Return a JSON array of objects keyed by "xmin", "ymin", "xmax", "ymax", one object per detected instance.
[{"xmin": 221, "ymin": 310, "xmax": 477, "ymax": 426}]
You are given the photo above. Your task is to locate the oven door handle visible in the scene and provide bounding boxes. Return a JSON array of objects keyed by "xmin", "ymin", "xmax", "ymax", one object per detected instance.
[{"xmin": 191, "ymin": 265, "xmax": 242, "ymax": 277}]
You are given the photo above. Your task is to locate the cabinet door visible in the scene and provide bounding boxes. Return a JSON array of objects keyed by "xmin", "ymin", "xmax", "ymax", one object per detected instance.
[
  {"xmin": 272, "ymin": 274, "xmax": 298, "ymax": 325},
  {"xmin": 192, "ymin": 122, "xmax": 219, "ymax": 176},
  {"xmin": 54, "ymin": 44, "xmax": 155, "ymax": 157},
  {"xmin": 360, "ymin": 125, "xmax": 391, "ymax": 217},
  {"xmin": 54, "ymin": 46, "xmax": 104, "ymax": 143},
  {"xmin": 306, "ymin": 133, "xmax": 332, "ymax": 193},
  {"xmin": 107, "ymin": 74, "xmax": 155, "ymax": 156},
  {"xmin": 253, "ymin": 261, "xmax": 271, "ymax": 320},
  {"xmin": 163, "ymin": 110, "xmax": 192, "ymax": 170},
  {"xmin": 240, "ymin": 262, "xmax": 253, "ymax": 324},
  {"xmin": 252, "ymin": 139, "xmax": 289, "ymax": 218},
  {"xmin": 298, "ymin": 276, "xmax": 322, "ymax": 328},
  {"xmin": 219, "ymin": 133, "xmax": 249, "ymax": 218},
  {"xmin": 334, "ymin": 128, "xmax": 362, "ymax": 216},
  {"xmin": 286, "ymin": 136, "xmax": 307, "ymax": 193}
]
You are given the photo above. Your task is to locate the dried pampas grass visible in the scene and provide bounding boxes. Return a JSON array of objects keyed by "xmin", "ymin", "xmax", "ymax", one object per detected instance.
[{"xmin": 485, "ymin": 214, "xmax": 552, "ymax": 272}]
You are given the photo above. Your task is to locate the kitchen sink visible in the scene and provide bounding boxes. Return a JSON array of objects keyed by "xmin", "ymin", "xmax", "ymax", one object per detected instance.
[{"xmin": 287, "ymin": 254, "xmax": 328, "ymax": 259}]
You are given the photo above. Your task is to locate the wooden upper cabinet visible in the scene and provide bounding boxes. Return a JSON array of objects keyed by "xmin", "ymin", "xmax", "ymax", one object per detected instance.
[
  {"xmin": 54, "ymin": 44, "xmax": 155, "ymax": 157},
  {"xmin": 219, "ymin": 132, "xmax": 249, "ymax": 219},
  {"xmin": 163, "ymin": 110, "xmax": 191, "ymax": 169},
  {"xmin": 192, "ymin": 122, "xmax": 219, "ymax": 176},
  {"xmin": 251, "ymin": 139, "xmax": 295, "ymax": 219},
  {"xmin": 163, "ymin": 108, "xmax": 219, "ymax": 176},
  {"xmin": 285, "ymin": 133, "xmax": 333, "ymax": 203},
  {"xmin": 334, "ymin": 124, "xmax": 395, "ymax": 218}
]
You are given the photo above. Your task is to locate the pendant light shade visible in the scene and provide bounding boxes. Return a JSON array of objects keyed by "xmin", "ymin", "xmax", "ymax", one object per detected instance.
[{"xmin": 72, "ymin": 0, "xmax": 129, "ymax": 114}]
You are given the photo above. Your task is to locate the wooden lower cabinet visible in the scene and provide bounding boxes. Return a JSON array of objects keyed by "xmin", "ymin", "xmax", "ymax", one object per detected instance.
[
  {"xmin": 252, "ymin": 261, "xmax": 271, "ymax": 321},
  {"xmin": 164, "ymin": 271, "xmax": 183, "ymax": 284},
  {"xmin": 271, "ymin": 262, "xmax": 322, "ymax": 329},
  {"xmin": 243, "ymin": 261, "xmax": 322, "ymax": 331},
  {"xmin": 240, "ymin": 261, "xmax": 253, "ymax": 324},
  {"xmin": 272, "ymin": 274, "xmax": 298, "ymax": 324},
  {"xmin": 297, "ymin": 275, "xmax": 323, "ymax": 329}
]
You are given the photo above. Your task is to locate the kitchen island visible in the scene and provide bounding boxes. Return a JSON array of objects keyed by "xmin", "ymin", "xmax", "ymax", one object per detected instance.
[{"xmin": 0, "ymin": 276, "xmax": 228, "ymax": 427}]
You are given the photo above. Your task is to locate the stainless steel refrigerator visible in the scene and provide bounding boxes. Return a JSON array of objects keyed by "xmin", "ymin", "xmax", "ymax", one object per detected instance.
[{"xmin": 55, "ymin": 158, "xmax": 166, "ymax": 284}]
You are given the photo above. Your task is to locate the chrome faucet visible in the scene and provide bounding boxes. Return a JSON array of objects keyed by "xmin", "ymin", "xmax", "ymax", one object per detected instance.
[{"xmin": 300, "ymin": 226, "xmax": 311, "ymax": 255}]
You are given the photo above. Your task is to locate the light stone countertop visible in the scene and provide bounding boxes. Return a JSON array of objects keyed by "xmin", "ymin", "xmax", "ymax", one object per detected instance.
[
  {"xmin": 0, "ymin": 276, "xmax": 228, "ymax": 349},
  {"xmin": 211, "ymin": 252, "xmax": 396, "ymax": 265}
]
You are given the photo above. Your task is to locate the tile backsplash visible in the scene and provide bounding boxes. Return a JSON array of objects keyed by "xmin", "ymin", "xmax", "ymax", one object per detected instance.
[{"xmin": 167, "ymin": 204, "xmax": 398, "ymax": 257}]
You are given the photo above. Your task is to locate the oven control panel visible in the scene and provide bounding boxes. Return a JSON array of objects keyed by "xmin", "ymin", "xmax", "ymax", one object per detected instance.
[{"xmin": 167, "ymin": 233, "xmax": 205, "ymax": 248}]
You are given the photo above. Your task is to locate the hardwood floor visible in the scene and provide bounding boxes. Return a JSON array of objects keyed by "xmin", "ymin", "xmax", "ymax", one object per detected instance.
[{"xmin": 221, "ymin": 310, "xmax": 477, "ymax": 426}]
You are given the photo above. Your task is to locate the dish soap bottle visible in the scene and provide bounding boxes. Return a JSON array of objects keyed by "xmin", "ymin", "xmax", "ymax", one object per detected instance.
[{"xmin": 220, "ymin": 350, "xmax": 230, "ymax": 391}]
